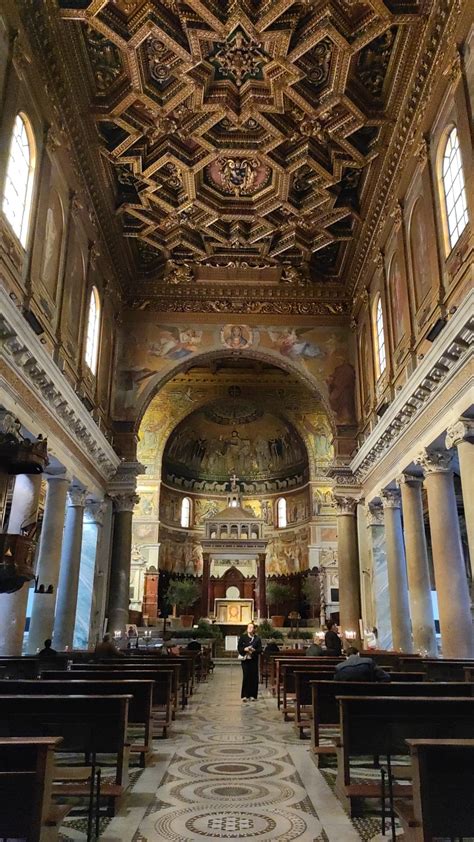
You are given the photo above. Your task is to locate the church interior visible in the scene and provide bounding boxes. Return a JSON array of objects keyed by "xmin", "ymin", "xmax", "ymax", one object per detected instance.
[{"xmin": 0, "ymin": 0, "xmax": 473, "ymax": 839}]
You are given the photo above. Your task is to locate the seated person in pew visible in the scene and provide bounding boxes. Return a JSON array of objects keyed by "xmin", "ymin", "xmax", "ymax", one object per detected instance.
[
  {"xmin": 95, "ymin": 632, "xmax": 125, "ymax": 658},
  {"xmin": 186, "ymin": 637, "xmax": 202, "ymax": 652},
  {"xmin": 37, "ymin": 638, "xmax": 58, "ymax": 660},
  {"xmin": 264, "ymin": 641, "xmax": 280, "ymax": 655},
  {"xmin": 334, "ymin": 646, "xmax": 390, "ymax": 682},
  {"xmin": 306, "ymin": 634, "xmax": 324, "ymax": 656}
]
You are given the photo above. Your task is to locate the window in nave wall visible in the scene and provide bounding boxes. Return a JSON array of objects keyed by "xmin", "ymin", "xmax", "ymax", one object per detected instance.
[
  {"xmin": 440, "ymin": 126, "xmax": 469, "ymax": 252},
  {"xmin": 2, "ymin": 112, "xmax": 36, "ymax": 246},
  {"xmin": 84, "ymin": 285, "xmax": 101, "ymax": 375},
  {"xmin": 373, "ymin": 294, "xmax": 387, "ymax": 380}
]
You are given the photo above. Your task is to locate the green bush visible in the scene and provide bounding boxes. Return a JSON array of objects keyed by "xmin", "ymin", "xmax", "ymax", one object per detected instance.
[
  {"xmin": 257, "ymin": 619, "xmax": 284, "ymax": 640},
  {"xmin": 266, "ymin": 581, "xmax": 293, "ymax": 608},
  {"xmin": 196, "ymin": 619, "xmax": 222, "ymax": 639},
  {"xmin": 166, "ymin": 579, "xmax": 200, "ymax": 611},
  {"xmin": 287, "ymin": 630, "xmax": 312, "ymax": 640}
]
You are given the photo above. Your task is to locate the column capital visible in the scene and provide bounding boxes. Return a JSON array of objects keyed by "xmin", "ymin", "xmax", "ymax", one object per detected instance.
[
  {"xmin": 333, "ymin": 495, "xmax": 358, "ymax": 515},
  {"xmin": 446, "ymin": 418, "xmax": 474, "ymax": 449},
  {"xmin": 107, "ymin": 460, "xmax": 146, "ymax": 497},
  {"xmin": 415, "ymin": 448, "xmax": 453, "ymax": 475},
  {"xmin": 396, "ymin": 472, "xmax": 423, "ymax": 489},
  {"xmin": 67, "ymin": 487, "xmax": 88, "ymax": 507},
  {"xmin": 111, "ymin": 492, "xmax": 139, "ymax": 513},
  {"xmin": 381, "ymin": 488, "xmax": 401, "ymax": 509},
  {"xmin": 85, "ymin": 500, "xmax": 107, "ymax": 525},
  {"xmin": 366, "ymin": 501, "xmax": 384, "ymax": 526},
  {"xmin": 45, "ymin": 470, "xmax": 72, "ymax": 486}
]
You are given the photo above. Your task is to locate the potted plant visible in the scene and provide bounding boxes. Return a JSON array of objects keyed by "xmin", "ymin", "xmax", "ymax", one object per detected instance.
[
  {"xmin": 166, "ymin": 580, "xmax": 200, "ymax": 628},
  {"xmin": 266, "ymin": 581, "xmax": 293, "ymax": 627},
  {"xmin": 302, "ymin": 575, "xmax": 321, "ymax": 621},
  {"xmin": 257, "ymin": 619, "xmax": 284, "ymax": 641}
]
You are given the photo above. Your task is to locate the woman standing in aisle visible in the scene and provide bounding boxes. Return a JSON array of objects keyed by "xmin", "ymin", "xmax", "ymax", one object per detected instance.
[{"xmin": 238, "ymin": 621, "xmax": 262, "ymax": 702}]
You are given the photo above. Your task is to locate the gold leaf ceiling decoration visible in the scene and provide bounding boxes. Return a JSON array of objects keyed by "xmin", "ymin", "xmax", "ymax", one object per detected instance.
[{"xmin": 57, "ymin": 0, "xmax": 426, "ymax": 289}]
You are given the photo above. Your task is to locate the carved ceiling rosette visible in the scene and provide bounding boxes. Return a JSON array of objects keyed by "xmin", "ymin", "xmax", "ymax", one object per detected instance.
[{"xmin": 53, "ymin": 0, "xmax": 425, "ymax": 304}]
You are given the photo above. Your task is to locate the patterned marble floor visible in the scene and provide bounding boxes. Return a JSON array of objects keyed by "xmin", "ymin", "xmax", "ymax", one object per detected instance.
[{"xmin": 61, "ymin": 664, "xmax": 383, "ymax": 842}]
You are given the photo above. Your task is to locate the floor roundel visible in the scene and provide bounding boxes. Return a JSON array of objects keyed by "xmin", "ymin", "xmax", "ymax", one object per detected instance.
[{"xmin": 151, "ymin": 807, "xmax": 308, "ymax": 841}]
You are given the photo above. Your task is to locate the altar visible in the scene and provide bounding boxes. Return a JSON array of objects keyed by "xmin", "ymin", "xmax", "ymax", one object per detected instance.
[{"xmin": 215, "ymin": 598, "xmax": 254, "ymax": 625}]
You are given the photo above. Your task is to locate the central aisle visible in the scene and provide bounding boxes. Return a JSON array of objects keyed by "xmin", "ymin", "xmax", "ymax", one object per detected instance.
[{"xmin": 103, "ymin": 663, "xmax": 361, "ymax": 842}]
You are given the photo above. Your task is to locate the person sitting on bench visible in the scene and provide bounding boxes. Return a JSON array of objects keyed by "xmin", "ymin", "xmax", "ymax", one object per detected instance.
[
  {"xmin": 305, "ymin": 634, "xmax": 323, "ymax": 656},
  {"xmin": 186, "ymin": 636, "xmax": 202, "ymax": 652},
  {"xmin": 334, "ymin": 646, "xmax": 390, "ymax": 682},
  {"xmin": 37, "ymin": 638, "xmax": 58, "ymax": 660},
  {"xmin": 94, "ymin": 633, "xmax": 124, "ymax": 658}
]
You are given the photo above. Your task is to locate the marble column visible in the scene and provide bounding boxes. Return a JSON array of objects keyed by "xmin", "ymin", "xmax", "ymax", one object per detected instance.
[
  {"xmin": 74, "ymin": 501, "xmax": 105, "ymax": 649},
  {"xmin": 357, "ymin": 500, "xmax": 376, "ymax": 633},
  {"xmin": 381, "ymin": 489, "xmax": 413, "ymax": 653},
  {"xmin": 0, "ymin": 473, "xmax": 42, "ymax": 655},
  {"xmin": 27, "ymin": 472, "xmax": 70, "ymax": 653},
  {"xmin": 397, "ymin": 474, "xmax": 437, "ymax": 656},
  {"xmin": 334, "ymin": 496, "xmax": 362, "ymax": 646},
  {"xmin": 446, "ymin": 419, "xmax": 474, "ymax": 574},
  {"xmin": 88, "ymin": 497, "xmax": 113, "ymax": 648},
  {"xmin": 53, "ymin": 486, "xmax": 87, "ymax": 651},
  {"xmin": 201, "ymin": 552, "xmax": 211, "ymax": 618},
  {"xmin": 257, "ymin": 553, "xmax": 267, "ymax": 620},
  {"xmin": 107, "ymin": 493, "xmax": 139, "ymax": 635},
  {"xmin": 416, "ymin": 449, "xmax": 474, "ymax": 658},
  {"xmin": 367, "ymin": 502, "xmax": 392, "ymax": 649}
]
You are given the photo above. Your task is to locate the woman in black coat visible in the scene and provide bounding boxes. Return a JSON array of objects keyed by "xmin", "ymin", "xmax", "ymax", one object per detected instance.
[{"xmin": 238, "ymin": 622, "xmax": 262, "ymax": 701}]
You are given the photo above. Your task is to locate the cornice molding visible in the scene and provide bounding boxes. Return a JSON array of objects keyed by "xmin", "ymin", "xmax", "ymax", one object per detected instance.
[
  {"xmin": 350, "ymin": 289, "xmax": 474, "ymax": 480},
  {"xmin": 129, "ymin": 289, "xmax": 350, "ymax": 316},
  {"xmin": 0, "ymin": 286, "xmax": 120, "ymax": 482}
]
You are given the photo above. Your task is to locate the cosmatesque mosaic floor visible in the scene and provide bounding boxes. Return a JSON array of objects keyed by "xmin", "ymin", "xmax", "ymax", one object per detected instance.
[{"xmin": 59, "ymin": 664, "xmax": 392, "ymax": 842}]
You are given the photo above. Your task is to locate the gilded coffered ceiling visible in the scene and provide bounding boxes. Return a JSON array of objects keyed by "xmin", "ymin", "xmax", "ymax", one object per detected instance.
[{"xmin": 23, "ymin": 0, "xmax": 460, "ymax": 311}]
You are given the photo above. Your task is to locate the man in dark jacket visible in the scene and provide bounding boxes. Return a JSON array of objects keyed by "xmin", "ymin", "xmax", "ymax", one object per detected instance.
[{"xmin": 334, "ymin": 647, "xmax": 390, "ymax": 682}]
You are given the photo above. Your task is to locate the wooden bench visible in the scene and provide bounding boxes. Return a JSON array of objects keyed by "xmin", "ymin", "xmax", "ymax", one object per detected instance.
[
  {"xmin": 335, "ymin": 695, "xmax": 474, "ymax": 816},
  {"xmin": 398, "ymin": 656, "xmax": 474, "ymax": 681},
  {"xmin": 0, "ymin": 736, "xmax": 70, "ymax": 842},
  {"xmin": 281, "ymin": 666, "xmax": 335, "ymax": 720},
  {"xmin": 0, "ymin": 678, "xmax": 154, "ymax": 767},
  {"xmin": 273, "ymin": 657, "xmax": 343, "ymax": 708},
  {"xmin": 464, "ymin": 666, "xmax": 474, "ymax": 682},
  {"xmin": 0, "ymin": 694, "xmax": 131, "ymax": 815},
  {"xmin": 309, "ymin": 680, "xmax": 474, "ymax": 764},
  {"xmin": 62, "ymin": 667, "xmax": 175, "ymax": 733},
  {"xmin": 291, "ymin": 670, "xmax": 425, "ymax": 739},
  {"xmin": 73, "ymin": 658, "xmax": 186, "ymax": 710},
  {"xmin": 395, "ymin": 738, "xmax": 474, "ymax": 841},
  {"xmin": 0, "ymin": 656, "xmax": 69, "ymax": 678}
]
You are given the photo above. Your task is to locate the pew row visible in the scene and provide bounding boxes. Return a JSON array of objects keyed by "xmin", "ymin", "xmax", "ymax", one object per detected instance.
[
  {"xmin": 395, "ymin": 738, "xmax": 474, "ymax": 841},
  {"xmin": 0, "ymin": 737, "xmax": 70, "ymax": 842},
  {"xmin": 335, "ymin": 695, "xmax": 474, "ymax": 816}
]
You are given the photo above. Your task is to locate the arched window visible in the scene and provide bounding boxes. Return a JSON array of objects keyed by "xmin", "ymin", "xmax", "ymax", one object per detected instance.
[
  {"xmin": 277, "ymin": 497, "xmax": 287, "ymax": 528},
  {"xmin": 2, "ymin": 113, "xmax": 36, "ymax": 246},
  {"xmin": 441, "ymin": 127, "xmax": 469, "ymax": 250},
  {"xmin": 373, "ymin": 295, "xmax": 386, "ymax": 378},
  {"xmin": 180, "ymin": 497, "xmax": 191, "ymax": 528},
  {"xmin": 84, "ymin": 286, "xmax": 101, "ymax": 375}
]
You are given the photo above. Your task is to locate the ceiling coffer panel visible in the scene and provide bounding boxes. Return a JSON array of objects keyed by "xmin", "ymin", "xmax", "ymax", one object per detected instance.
[{"xmin": 59, "ymin": 0, "xmax": 424, "ymax": 284}]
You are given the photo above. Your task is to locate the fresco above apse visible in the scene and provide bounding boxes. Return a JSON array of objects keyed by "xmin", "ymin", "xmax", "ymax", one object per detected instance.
[{"xmin": 115, "ymin": 316, "xmax": 355, "ymax": 427}]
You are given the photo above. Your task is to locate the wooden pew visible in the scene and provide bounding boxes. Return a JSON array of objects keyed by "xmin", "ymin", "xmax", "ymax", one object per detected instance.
[
  {"xmin": 292, "ymin": 670, "xmax": 426, "ymax": 738},
  {"xmin": 398, "ymin": 656, "xmax": 474, "ymax": 681},
  {"xmin": 0, "ymin": 679, "xmax": 154, "ymax": 767},
  {"xmin": 72, "ymin": 658, "xmax": 186, "ymax": 710},
  {"xmin": 335, "ymin": 695, "xmax": 474, "ymax": 816},
  {"xmin": 464, "ymin": 666, "xmax": 474, "ymax": 682},
  {"xmin": 310, "ymin": 680, "xmax": 474, "ymax": 764},
  {"xmin": 0, "ymin": 737, "xmax": 70, "ymax": 842},
  {"xmin": 0, "ymin": 656, "xmax": 69, "ymax": 677},
  {"xmin": 0, "ymin": 694, "xmax": 131, "ymax": 815},
  {"xmin": 272, "ymin": 657, "xmax": 343, "ymax": 708},
  {"xmin": 281, "ymin": 665, "xmax": 335, "ymax": 720},
  {"xmin": 62, "ymin": 668, "xmax": 175, "ymax": 733},
  {"xmin": 395, "ymin": 738, "xmax": 474, "ymax": 841}
]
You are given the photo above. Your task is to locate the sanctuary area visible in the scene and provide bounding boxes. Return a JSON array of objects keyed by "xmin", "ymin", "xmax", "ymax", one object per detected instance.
[{"xmin": 0, "ymin": 0, "xmax": 473, "ymax": 839}]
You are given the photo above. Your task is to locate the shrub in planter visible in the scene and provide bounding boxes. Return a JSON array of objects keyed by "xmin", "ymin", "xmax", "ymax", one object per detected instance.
[
  {"xmin": 166, "ymin": 580, "xmax": 200, "ymax": 626},
  {"xmin": 257, "ymin": 619, "xmax": 284, "ymax": 640},
  {"xmin": 266, "ymin": 582, "xmax": 293, "ymax": 626}
]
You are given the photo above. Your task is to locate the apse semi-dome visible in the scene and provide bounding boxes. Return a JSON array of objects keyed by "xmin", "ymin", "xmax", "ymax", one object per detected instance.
[{"xmin": 163, "ymin": 400, "xmax": 308, "ymax": 491}]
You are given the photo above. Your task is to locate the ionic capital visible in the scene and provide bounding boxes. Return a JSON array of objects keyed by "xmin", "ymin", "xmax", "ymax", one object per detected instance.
[
  {"xmin": 67, "ymin": 487, "xmax": 88, "ymax": 508},
  {"xmin": 445, "ymin": 418, "xmax": 474, "ymax": 450},
  {"xmin": 333, "ymin": 495, "xmax": 358, "ymax": 516},
  {"xmin": 381, "ymin": 488, "xmax": 401, "ymax": 509},
  {"xmin": 112, "ymin": 492, "xmax": 139, "ymax": 513},
  {"xmin": 415, "ymin": 448, "xmax": 453, "ymax": 475}
]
